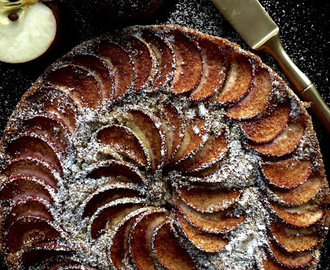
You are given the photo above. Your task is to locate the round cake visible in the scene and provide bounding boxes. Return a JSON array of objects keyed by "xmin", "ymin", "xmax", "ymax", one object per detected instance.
[{"xmin": 0, "ymin": 25, "xmax": 329, "ymax": 270}]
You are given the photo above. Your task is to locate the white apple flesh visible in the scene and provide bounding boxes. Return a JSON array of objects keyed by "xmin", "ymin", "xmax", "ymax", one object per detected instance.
[{"xmin": 0, "ymin": 1, "xmax": 57, "ymax": 64}]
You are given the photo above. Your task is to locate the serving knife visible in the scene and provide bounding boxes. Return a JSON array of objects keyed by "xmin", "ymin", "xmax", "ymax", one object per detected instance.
[{"xmin": 211, "ymin": 0, "xmax": 330, "ymax": 133}]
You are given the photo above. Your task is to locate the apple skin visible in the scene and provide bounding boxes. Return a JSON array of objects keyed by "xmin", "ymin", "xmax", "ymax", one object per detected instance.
[{"xmin": 0, "ymin": 1, "xmax": 61, "ymax": 64}]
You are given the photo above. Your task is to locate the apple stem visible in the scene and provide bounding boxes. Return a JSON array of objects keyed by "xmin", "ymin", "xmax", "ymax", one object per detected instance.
[{"xmin": 0, "ymin": 0, "xmax": 38, "ymax": 11}]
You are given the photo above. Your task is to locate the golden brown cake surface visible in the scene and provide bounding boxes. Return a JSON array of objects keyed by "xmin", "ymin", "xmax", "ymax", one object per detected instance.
[{"xmin": 0, "ymin": 25, "xmax": 328, "ymax": 270}]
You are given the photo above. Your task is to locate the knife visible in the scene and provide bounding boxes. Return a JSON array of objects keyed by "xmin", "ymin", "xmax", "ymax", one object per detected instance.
[{"xmin": 211, "ymin": 0, "xmax": 330, "ymax": 133}]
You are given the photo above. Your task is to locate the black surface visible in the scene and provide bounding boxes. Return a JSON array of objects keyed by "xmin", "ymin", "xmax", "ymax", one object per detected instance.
[{"xmin": 0, "ymin": 0, "xmax": 329, "ymax": 269}]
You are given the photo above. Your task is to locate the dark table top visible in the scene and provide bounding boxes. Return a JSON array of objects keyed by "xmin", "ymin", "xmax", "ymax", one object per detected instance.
[{"xmin": 0, "ymin": 0, "xmax": 329, "ymax": 269}]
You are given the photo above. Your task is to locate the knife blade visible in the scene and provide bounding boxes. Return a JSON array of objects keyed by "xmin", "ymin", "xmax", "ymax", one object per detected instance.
[{"xmin": 211, "ymin": 0, "xmax": 330, "ymax": 133}]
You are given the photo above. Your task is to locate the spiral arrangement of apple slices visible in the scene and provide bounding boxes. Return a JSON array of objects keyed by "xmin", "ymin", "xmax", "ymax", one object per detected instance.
[{"xmin": 0, "ymin": 25, "xmax": 328, "ymax": 270}]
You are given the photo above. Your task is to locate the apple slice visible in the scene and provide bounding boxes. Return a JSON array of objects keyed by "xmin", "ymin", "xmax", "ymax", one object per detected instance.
[
  {"xmin": 21, "ymin": 242, "xmax": 71, "ymax": 269},
  {"xmin": 23, "ymin": 114, "xmax": 71, "ymax": 153},
  {"xmin": 177, "ymin": 132, "xmax": 228, "ymax": 173},
  {"xmin": 248, "ymin": 122, "xmax": 304, "ymax": 157},
  {"xmin": 44, "ymin": 65, "xmax": 102, "ymax": 109},
  {"xmin": 0, "ymin": 176, "xmax": 55, "ymax": 205},
  {"xmin": 270, "ymin": 221, "xmax": 319, "ymax": 252},
  {"xmin": 241, "ymin": 104, "xmax": 291, "ymax": 143},
  {"xmin": 120, "ymin": 33, "xmax": 156, "ymax": 92},
  {"xmin": 166, "ymin": 29, "xmax": 203, "ymax": 95},
  {"xmin": 261, "ymin": 159, "xmax": 312, "ymax": 189},
  {"xmin": 0, "ymin": 1, "xmax": 57, "ymax": 64},
  {"xmin": 96, "ymin": 125, "xmax": 148, "ymax": 167},
  {"xmin": 226, "ymin": 67, "xmax": 273, "ymax": 119},
  {"xmin": 129, "ymin": 210, "xmax": 168, "ymax": 269},
  {"xmin": 89, "ymin": 197, "xmax": 144, "ymax": 239},
  {"xmin": 268, "ymin": 175, "xmax": 323, "ymax": 206},
  {"xmin": 3, "ymin": 197, "xmax": 54, "ymax": 230},
  {"xmin": 141, "ymin": 28, "xmax": 175, "ymax": 91},
  {"xmin": 109, "ymin": 209, "xmax": 150, "ymax": 269},
  {"xmin": 119, "ymin": 109, "xmax": 166, "ymax": 172},
  {"xmin": 86, "ymin": 160, "xmax": 146, "ymax": 184},
  {"xmin": 176, "ymin": 211, "xmax": 228, "ymax": 252},
  {"xmin": 5, "ymin": 133, "xmax": 62, "ymax": 174},
  {"xmin": 82, "ymin": 182, "xmax": 141, "ymax": 218},
  {"xmin": 159, "ymin": 102, "xmax": 185, "ymax": 164},
  {"xmin": 96, "ymin": 40, "xmax": 134, "ymax": 100},
  {"xmin": 26, "ymin": 86, "xmax": 78, "ymax": 134},
  {"xmin": 189, "ymin": 36, "xmax": 226, "ymax": 101},
  {"xmin": 175, "ymin": 185, "xmax": 241, "ymax": 213},
  {"xmin": 152, "ymin": 220, "xmax": 197, "ymax": 269},
  {"xmin": 269, "ymin": 201, "xmax": 325, "ymax": 227},
  {"xmin": 5, "ymin": 216, "xmax": 63, "ymax": 253},
  {"xmin": 2, "ymin": 156, "xmax": 59, "ymax": 190},
  {"xmin": 214, "ymin": 53, "xmax": 253, "ymax": 104},
  {"xmin": 169, "ymin": 114, "xmax": 209, "ymax": 166},
  {"xmin": 65, "ymin": 53, "xmax": 115, "ymax": 101},
  {"xmin": 267, "ymin": 240, "xmax": 314, "ymax": 268},
  {"xmin": 175, "ymin": 195, "xmax": 245, "ymax": 234}
]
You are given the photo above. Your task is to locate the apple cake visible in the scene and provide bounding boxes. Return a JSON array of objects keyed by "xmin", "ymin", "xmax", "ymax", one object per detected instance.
[{"xmin": 0, "ymin": 25, "xmax": 329, "ymax": 270}]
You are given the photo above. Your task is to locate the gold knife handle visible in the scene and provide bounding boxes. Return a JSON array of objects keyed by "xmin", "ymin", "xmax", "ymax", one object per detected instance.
[{"xmin": 259, "ymin": 32, "xmax": 330, "ymax": 133}]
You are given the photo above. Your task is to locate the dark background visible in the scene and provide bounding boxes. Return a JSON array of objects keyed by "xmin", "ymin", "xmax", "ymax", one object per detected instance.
[{"xmin": 0, "ymin": 0, "xmax": 329, "ymax": 268}]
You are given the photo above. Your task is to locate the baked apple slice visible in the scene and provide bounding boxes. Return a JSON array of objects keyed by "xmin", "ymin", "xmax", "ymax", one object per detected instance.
[
  {"xmin": 175, "ymin": 184, "xmax": 241, "ymax": 213},
  {"xmin": 152, "ymin": 220, "xmax": 197, "ymax": 269},
  {"xmin": 96, "ymin": 125, "xmax": 148, "ymax": 167},
  {"xmin": 176, "ymin": 211, "xmax": 228, "ymax": 252},
  {"xmin": 44, "ymin": 65, "xmax": 102, "ymax": 109},
  {"xmin": 248, "ymin": 122, "xmax": 304, "ymax": 157},
  {"xmin": 86, "ymin": 160, "xmax": 146, "ymax": 184},
  {"xmin": 82, "ymin": 182, "xmax": 141, "ymax": 218},
  {"xmin": 226, "ymin": 67, "xmax": 273, "ymax": 119},
  {"xmin": 241, "ymin": 104, "xmax": 291, "ymax": 143},
  {"xmin": 214, "ymin": 53, "xmax": 253, "ymax": 104},
  {"xmin": 268, "ymin": 175, "xmax": 323, "ymax": 206},
  {"xmin": 129, "ymin": 210, "xmax": 168, "ymax": 269},
  {"xmin": 261, "ymin": 158, "xmax": 312, "ymax": 189},
  {"xmin": 269, "ymin": 221, "xmax": 319, "ymax": 252}
]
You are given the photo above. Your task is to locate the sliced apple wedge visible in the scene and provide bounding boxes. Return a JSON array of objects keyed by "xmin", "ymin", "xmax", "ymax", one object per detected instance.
[
  {"xmin": 89, "ymin": 197, "xmax": 144, "ymax": 239},
  {"xmin": 215, "ymin": 53, "xmax": 253, "ymax": 104},
  {"xmin": 226, "ymin": 67, "xmax": 272, "ymax": 119},
  {"xmin": 261, "ymin": 159, "xmax": 312, "ymax": 189},
  {"xmin": 120, "ymin": 33, "xmax": 156, "ymax": 92},
  {"xmin": 96, "ymin": 40, "xmax": 134, "ymax": 100},
  {"xmin": 152, "ymin": 220, "xmax": 197, "ymax": 269},
  {"xmin": 66, "ymin": 53, "xmax": 115, "ymax": 100},
  {"xmin": 248, "ymin": 122, "xmax": 304, "ymax": 157},
  {"xmin": 141, "ymin": 28, "xmax": 175, "ymax": 92},
  {"xmin": 0, "ymin": 1, "xmax": 58, "ymax": 64},
  {"xmin": 2, "ymin": 156, "xmax": 59, "ymax": 190},
  {"xmin": 175, "ymin": 195, "xmax": 245, "ymax": 234},
  {"xmin": 5, "ymin": 216, "xmax": 63, "ymax": 253},
  {"xmin": 166, "ymin": 29, "xmax": 203, "ymax": 95},
  {"xmin": 129, "ymin": 210, "xmax": 168, "ymax": 269},
  {"xmin": 0, "ymin": 176, "xmax": 55, "ymax": 205},
  {"xmin": 189, "ymin": 37, "xmax": 226, "ymax": 101},
  {"xmin": 82, "ymin": 182, "xmax": 140, "ymax": 218},
  {"xmin": 267, "ymin": 240, "xmax": 314, "ymax": 268},
  {"xmin": 177, "ymin": 132, "xmax": 228, "ymax": 173},
  {"xmin": 96, "ymin": 125, "xmax": 148, "ymax": 167},
  {"xmin": 5, "ymin": 133, "xmax": 62, "ymax": 174},
  {"xmin": 44, "ymin": 65, "xmax": 102, "ymax": 109},
  {"xmin": 176, "ymin": 211, "xmax": 228, "ymax": 252},
  {"xmin": 86, "ymin": 160, "xmax": 146, "ymax": 184},
  {"xmin": 241, "ymin": 104, "xmax": 291, "ymax": 143},
  {"xmin": 21, "ymin": 242, "xmax": 71, "ymax": 269},
  {"xmin": 269, "ymin": 201, "xmax": 325, "ymax": 227},
  {"xmin": 268, "ymin": 175, "xmax": 323, "ymax": 206},
  {"xmin": 175, "ymin": 185, "xmax": 241, "ymax": 213},
  {"xmin": 270, "ymin": 221, "xmax": 319, "ymax": 252},
  {"xmin": 26, "ymin": 86, "xmax": 78, "ymax": 134}
]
